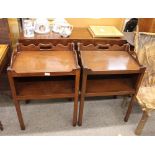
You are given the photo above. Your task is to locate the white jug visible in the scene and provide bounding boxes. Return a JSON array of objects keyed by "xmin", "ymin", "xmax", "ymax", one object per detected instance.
[
  {"xmin": 34, "ymin": 18, "xmax": 50, "ymax": 34},
  {"xmin": 59, "ymin": 22, "xmax": 73, "ymax": 37},
  {"xmin": 52, "ymin": 18, "xmax": 68, "ymax": 33}
]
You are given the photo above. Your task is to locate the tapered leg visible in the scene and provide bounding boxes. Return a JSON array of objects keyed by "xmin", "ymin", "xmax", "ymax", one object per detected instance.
[
  {"xmin": 135, "ymin": 111, "xmax": 149, "ymax": 135},
  {"xmin": 124, "ymin": 67, "xmax": 146, "ymax": 121},
  {"xmin": 78, "ymin": 71, "xmax": 87, "ymax": 126},
  {"xmin": 7, "ymin": 71, "xmax": 25, "ymax": 130},
  {"xmin": 78, "ymin": 93, "xmax": 85, "ymax": 126},
  {"xmin": 73, "ymin": 70, "xmax": 80, "ymax": 126},
  {"xmin": 14, "ymin": 100, "xmax": 25, "ymax": 130},
  {"xmin": 73, "ymin": 96, "xmax": 78, "ymax": 126},
  {"xmin": 0, "ymin": 121, "xmax": 3, "ymax": 131},
  {"xmin": 124, "ymin": 95, "xmax": 136, "ymax": 122}
]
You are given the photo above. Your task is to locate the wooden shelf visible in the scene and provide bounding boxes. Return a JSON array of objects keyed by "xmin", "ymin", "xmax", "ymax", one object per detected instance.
[
  {"xmin": 14, "ymin": 76, "xmax": 75, "ymax": 99},
  {"xmin": 86, "ymin": 78, "xmax": 135, "ymax": 97}
]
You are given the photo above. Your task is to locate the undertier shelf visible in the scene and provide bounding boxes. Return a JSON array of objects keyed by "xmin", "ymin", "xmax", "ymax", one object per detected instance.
[
  {"xmin": 14, "ymin": 76, "xmax": 75, "ymax": 99},
  {"xmin": 86, "ymin": 77, "xmax": 136, "ymax": 97}
]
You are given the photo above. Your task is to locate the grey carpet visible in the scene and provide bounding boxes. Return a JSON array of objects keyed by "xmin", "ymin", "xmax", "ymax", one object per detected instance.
[{"xmin": 0, "ymin": 95, "xmax": 155, "ymax": 136}]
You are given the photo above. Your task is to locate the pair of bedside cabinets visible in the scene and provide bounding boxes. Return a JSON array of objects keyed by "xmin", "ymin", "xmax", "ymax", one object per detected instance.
[{"xmin": 8, "ymin": 43, "xmax": 145, "ymax": 130}]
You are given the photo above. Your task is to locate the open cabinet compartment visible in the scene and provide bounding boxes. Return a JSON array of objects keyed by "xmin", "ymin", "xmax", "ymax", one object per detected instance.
[
  {"xmin": 85, "ymin": 74, "xmax": 139, "ymax": 96},
  {"xmin": 14, "ymin": 75, "xmax": 75, "ymax": 99}
]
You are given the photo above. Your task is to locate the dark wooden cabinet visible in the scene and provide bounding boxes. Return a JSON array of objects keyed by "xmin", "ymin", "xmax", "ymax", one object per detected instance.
[
  {"xmin": 77, "ymin": 43, "xmax": 145, "ymax": 126},
  {"xmin": 8, "ymin": 43, "xmax": 80, "ymax": 129}
]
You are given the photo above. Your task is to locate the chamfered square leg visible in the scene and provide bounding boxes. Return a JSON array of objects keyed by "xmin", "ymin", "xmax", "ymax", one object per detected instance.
[
  {"xmin": 73, "ymin": 70, "xmax": 80, "ymax": 126},
  {"xmin": 124, "ymin": 95, "xmax": 136, "ymax": 122},
  {"xmin": 14, "ymin": 100, "xmax": 25, "ymax": 130},
  {"xmin": 78, "ymin": 70, "xmax": 87, "ymax": 126}
]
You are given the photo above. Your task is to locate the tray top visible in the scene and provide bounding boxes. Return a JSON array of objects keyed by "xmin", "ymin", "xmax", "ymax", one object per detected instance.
[
  {"xmin": 80, "ymin": 50, "xmax": 140, "ymax": 72},
  {"xmin": 12, "ymin": 50, "xmax": 78, "ymax": 73}
]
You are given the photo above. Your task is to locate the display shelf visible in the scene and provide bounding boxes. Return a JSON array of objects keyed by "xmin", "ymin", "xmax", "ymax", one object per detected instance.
[
  {"xmin": 78, "ymin": 43, "xmax": 145, "ymax": 126},
  {"xmin": 86, "ymin": 78, "xmax": 135, "ymax": 97},
  {"xmin": 14, "ymin": 76, "xmax": 75, "ymax": 99}
]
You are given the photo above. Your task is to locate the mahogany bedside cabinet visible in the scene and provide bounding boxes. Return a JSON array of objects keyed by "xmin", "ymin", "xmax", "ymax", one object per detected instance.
[
  {"xmin": 7, "ymin": 43, "xmax": 80, "ymax": 130},
  {"xmin": 77, "ymin": 43, "xmax": 145, "ymax": 126},
  {"xmin": 0, "ymin": 44, "xmax": 9, "ymax": 131}
]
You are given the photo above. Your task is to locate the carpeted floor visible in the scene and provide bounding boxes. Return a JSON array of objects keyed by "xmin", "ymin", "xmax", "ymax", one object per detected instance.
[{"xmin": 0, "ymin": 94, "xmax": 155, "ymax": 136}]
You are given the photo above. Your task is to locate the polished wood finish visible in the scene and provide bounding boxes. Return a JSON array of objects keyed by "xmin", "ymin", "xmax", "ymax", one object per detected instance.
[
  {"xmin": 124, "ymin": 67, "xmax": 145, "ymax": 122},
  {"xmin": 8, "ymin": 43, "xmax": 80, "ymax": 129},
  {"xmin": 86, "ymin": 78, "xmax": 135, "ymax": 97},
  {"xmin": 139, "ymin": 18, "xmax": 155, "ymax": 33},
  {"xmin": 15, "ymin": 77, "xmax": 75, "ymax": 100},
  {"xmin": 12, "ymin": 51, "xmax": 77, "ymax": 73},
  {"xmin": 78, "ymin": 43, "xmax": 145, "ymax": 126},
  {"xmin": 18, "ymin": 27, "xmax": 127, "ymax": 46},
  {"xmin": 80, "ymin": 50, "xmax": 140, "ymax": 72}
]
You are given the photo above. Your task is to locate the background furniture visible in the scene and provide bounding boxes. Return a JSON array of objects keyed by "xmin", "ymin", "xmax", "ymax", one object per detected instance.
[
  {"xmin": 18, "ymin": 27, "xmax": 128, "ymax": 46},
  {"xmin": 0, "ymin": 44, "xmax": 9, "ymax": 92},
  {"xmin": 0, "ymin": 19, "xmax": 11, "ymax": 45},
  {"xmin": 17, "ymin": 18, "xmax": 125, "ymax": 30},
  {"xmin": 8, "ymin": 43, "xmax": 80, "ymax": 130},
  {"xmin": 0, "ymin": 19, "xmax": 12, "ymax": 64},
  {"xmin": 0, "ymin": 44, "xmax": 9, "ymax": 73},
  {"xmin": 0, "ymin": 44, "xmax": 9, "ymax": 131},
  {"xmin": 77, "ymin": 43, "xmax": 145, "ymax": 126},
  {"xmin": 0, "ymin": 19, "xmax": 12, "ymax": 94},
  {"xmin": 139, "ymin": 18, "xmax": 155, "ymax": 33},
  {"xmin": 127, "ymin": 32, "xmax": 155, "ymax": 135}
]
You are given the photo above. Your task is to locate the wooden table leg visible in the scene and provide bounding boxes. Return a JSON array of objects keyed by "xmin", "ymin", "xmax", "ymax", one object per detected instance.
[
  {"xmin": 14, "ymin": 100, "xmax": 25, "ymax": 130},
  {"xmin": 73, "ymin": 70, "xmax": 80, "ymax": 126},
  {"xmin": 124, "ymin": 95, "xmax": 136, "ymax": 122},
  {"xmin": 135, "ymin": 111, "xmax": 149, "ymax": 135},
  {"xmin": 124, "ymin": 67, "xmax": 146, "ymax": 121},
  {"xmin": 78, "ymin": 70, "xmax": 87, "ymax": 126},
  {"xmin": 0, "ymin": 121, "xmax": 3, "ymax": 131},
  {"xmin": 8, "ymin": 71, "xmax": 25, "ymax": 130}
]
